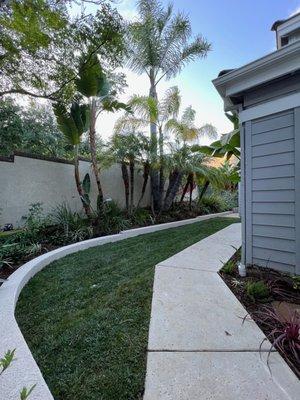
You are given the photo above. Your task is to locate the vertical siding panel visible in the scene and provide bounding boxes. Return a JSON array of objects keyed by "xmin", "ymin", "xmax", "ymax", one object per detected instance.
[
  {"xmin": 245, "ymin": 121, "xmax": 252, "ymax": 264},
  {"xmin": 295, "ymin": 107, "xmax": 300, "ymax": 275}
]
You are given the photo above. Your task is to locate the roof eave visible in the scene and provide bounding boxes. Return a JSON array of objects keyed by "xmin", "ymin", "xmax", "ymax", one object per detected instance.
[{"xmin": 213, "ymin": 41, "xmax": 300, "ymax": 111}]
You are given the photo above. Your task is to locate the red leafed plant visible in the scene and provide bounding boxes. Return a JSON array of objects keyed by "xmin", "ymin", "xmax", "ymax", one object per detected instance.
[{"xmin": 255, "ymin": 306, "xmax": 300, "ymax": 374}]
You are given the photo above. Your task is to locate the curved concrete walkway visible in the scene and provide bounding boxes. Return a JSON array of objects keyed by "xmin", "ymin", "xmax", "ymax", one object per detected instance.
[{"xmin": 144, "ymin": 223, "xmax": 300, "ymax": 400}]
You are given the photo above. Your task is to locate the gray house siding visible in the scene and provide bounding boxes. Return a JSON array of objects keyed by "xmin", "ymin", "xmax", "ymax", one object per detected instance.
[{"xmin": 244, "ymin": 109, "xmax": 298, "ymax": 274}]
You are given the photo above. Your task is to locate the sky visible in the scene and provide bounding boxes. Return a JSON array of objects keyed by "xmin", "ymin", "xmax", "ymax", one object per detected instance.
[{"xmin": 97, "ymin": 0, "xmax": 300, "ymax": 143}]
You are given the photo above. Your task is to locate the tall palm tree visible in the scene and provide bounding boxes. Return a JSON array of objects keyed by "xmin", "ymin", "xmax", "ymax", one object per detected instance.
[
  {"xmin": 127, "ymin": 0, "xmax": 211, "ymax": 211},
  {"xmin": 53, "ymin": 102, "xmax": 92, "ymax": 217}
]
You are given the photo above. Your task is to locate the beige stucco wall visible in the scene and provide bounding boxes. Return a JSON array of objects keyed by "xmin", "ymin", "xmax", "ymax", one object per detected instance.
[{"xmin": 0, "ymin": 154, "xmax": 151, "ymax": 227}]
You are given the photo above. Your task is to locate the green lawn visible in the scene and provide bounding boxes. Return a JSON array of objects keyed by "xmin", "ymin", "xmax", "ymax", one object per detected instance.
[{"xmin": 16, "ymin": 217, "xmax": 238, "ymax": 400}]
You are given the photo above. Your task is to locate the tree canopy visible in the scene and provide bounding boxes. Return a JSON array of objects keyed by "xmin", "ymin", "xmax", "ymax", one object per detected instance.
[{"xmin": 0, "ymin": 0, "xmax": 125, "ymax": 101}]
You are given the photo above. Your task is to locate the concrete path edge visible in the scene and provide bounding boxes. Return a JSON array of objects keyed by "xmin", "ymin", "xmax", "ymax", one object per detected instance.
[{"xmin": 0, "ymin": 211, "xmax": 233, "ymax": 400}]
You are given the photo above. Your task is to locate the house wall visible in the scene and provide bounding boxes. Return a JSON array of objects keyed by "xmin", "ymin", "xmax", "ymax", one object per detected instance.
[
  {"xmin": 243, "ymin": 107, "xmax": 299, "ymax": 274},
  {"xmin": 0, "ymin": 153, "xmax": 151, "ymax": 227}
]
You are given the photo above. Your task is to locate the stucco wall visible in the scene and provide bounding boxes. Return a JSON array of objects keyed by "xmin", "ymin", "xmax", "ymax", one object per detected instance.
[{"xmin": 0, "ymin": 153, "xmax": 151, "ymax": 227}]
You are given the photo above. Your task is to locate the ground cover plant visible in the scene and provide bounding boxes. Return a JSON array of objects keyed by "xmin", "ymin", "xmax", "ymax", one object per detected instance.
[
  {"xmin": 15, "ymin": 217, "xmax": 238, "ymax": 400},
  {"xmin": 0, "ymin": 195, "xmax": 235, "ymax": 282},
  {"xmin": 219, "ymin": 251, "xmax": 300, "ymax": 378}
]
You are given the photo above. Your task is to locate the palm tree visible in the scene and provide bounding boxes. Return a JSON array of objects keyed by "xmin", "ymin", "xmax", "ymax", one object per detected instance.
[
  {"xmin": 127, "ymin": 0, "xmax": 211, "ymax": 211},
  {"xmin": 162, "ymin": 145, "xmax": 220, "ymax": 211},
  {"xmin": 53, "ymin": 102, "xmax": 92, "ymax": 217},
  {"xmin": 115, "ymin": 86, "xmax": 180, "ymax": 211},
  {"xmin": 75, "ymin": 54, "xmax": 130, "ymax": 209},
  {"xmin": 166, "ymin": 106, "xmax": 217, "ymax": 145},
  {"xmin": 109, "ymin": 132, "xmax": 145, "ymax": 214}
]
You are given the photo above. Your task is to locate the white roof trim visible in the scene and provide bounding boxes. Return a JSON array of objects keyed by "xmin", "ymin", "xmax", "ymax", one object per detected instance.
[
  {"xmin": 213, "ymin": 41, "xmax": 300, "ymax": 110},
  {"xmin": 239, "ymin": 92, "xmax": 300, "ymax": 122}
]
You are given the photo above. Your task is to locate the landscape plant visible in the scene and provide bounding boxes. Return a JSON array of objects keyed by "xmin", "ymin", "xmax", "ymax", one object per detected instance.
[
  {"xmin": 246, "ymin": 280, "xmax": 270, "ymax": 302},
  {"xmin": 127, "ymin": 0, "xmax": 211, "ymax": 211},
  {"xmin": 53, "ymin": 102, "xmax": 92, "ymax": 217}
]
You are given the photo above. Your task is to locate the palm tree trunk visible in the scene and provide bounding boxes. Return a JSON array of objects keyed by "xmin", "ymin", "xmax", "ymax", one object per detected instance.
[
  {"xmin": 180, "ymin": 173, "xmax": 193, "ymax": 203},
  {"xmin": 129, "ymin": 159, "xmax": 135, "ymax": 214},
  {"xmin": 199, "ymin": 180, "xmax": 210, "ymax": 200},
  {"xmin": 189, "ymin": 175, "xmax": 194, "ymax": 210},
  {"xmin": 121, "ymin": 161, "xmax": 129, "ymax": 212},
  {"xmin": 137, "ymin": 161, "xmax": 150, "ymax": 208},
  {"xmin": 89, "ymin": 98, "xmax": 104, "ymax": 207},
  {"xmin": 74, "ymin": 145, "xmax": 92, "ymax": 217},
  {"xmin": 149, "ymin": 69, "xmax": 160, "ymax": 213},
  {"xmin": 163, "ymin": 170, "xmax": 183, "ymax": 211},
  {"xmin": 158, "ymin": 125, "xmax": 164, "ymax": 210}
]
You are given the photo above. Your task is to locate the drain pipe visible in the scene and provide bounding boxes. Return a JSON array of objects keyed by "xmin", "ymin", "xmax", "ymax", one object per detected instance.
[{"xmin": 238, "ymin": 263, "xmax": 246, "ymax": 277}]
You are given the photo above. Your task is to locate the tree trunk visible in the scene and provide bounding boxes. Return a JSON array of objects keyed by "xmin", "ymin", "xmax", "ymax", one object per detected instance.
[
  {"xmin": 189, "ymin": 175, "xmax": 194, "ymax": 210},
  {"xmin": 121, "ymin": 161, "xmax": 129, "ymax": 212},
  {"xmin": 149, "ymin": 69, "xmax": 160, "ymax": 213},
  {"xmin": 74, "ymin": 145, "xmax": 92, "ymax": 217},
  {"xmin": 137, "ymin": 161, "xmax": 150, "ymax": 208},
  {"xmin": 199, "ymin": 180, "xmax": 210, "ymax": 200},
  {"xmin": 180, "ymin": 173, "xmax": 193, "ymax": 203},
  {"xmin": 129, "ymin": 159, "xmax": 135, "ymax": 214},
  {"xmin": 89, "ymin": 98, "xmax": 104, "ymax": 207},
  {"xmin": 163, "ymin": 170, "xmax": 183, "ymax": 211},
  {"xmin": 158, "ymin": 125, "xmax": 164, "ymax": 210}
]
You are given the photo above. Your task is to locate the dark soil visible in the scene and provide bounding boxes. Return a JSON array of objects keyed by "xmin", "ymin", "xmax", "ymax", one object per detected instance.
[{"xmin": 219, "ymin": 251, "xmax": 300, "ymax": 379}]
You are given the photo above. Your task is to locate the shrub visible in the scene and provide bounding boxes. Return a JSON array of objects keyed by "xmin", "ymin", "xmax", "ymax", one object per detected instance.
[
  {"xmin": 246, "ymin": 280, "xmax": 270, "ymax": 302},
  {"xmin": 50, "ymin": 203, "xmax": 93, "ymax": 244},
  {"xmin": 220, "ymin": 190, "xmax": 238, "ymax": 210},
  {"xmin": 130, "ymin": 208, "xmax": 152, "ymax": 226},
  {"xmin": 98, "ymin": 200, "xmax": 131, "ymax": 234},
  {"xmin": 221, "ymin": 259, "xmax": 236, "ymax": 275},
  {"xmin": 198, "ymin": 194, "xmax": 227, "ymax": 214}
]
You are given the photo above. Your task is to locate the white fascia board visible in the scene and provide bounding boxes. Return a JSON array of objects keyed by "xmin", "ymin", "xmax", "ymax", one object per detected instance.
[
  {"xmin": 213, "ymin": 42, "xmax": 300, "ymax": 104},
  {"xmin": 239, "ymin": 92, "xmax": 300, "ymax": 122}
]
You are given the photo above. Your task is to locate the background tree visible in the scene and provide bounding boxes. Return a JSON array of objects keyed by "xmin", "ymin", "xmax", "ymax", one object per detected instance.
[
  {"xmin": 0, "ymin": 97, "xmax": 23, "ymax": 155},
  {"xmin": 0, "ymin": 98, "xmax": 73, "ymax": 158},
  {"xmin": 127, "ymin": 0, "xmax": 211, "ymax": 211},
  {"xmin": 0, "ymin": 1, "xmax": 125, "ymax": 102}
]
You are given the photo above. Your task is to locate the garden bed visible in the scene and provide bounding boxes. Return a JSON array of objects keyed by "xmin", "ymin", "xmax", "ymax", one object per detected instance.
[
  {"xmin": 0, "ymin": 201, "xmax": 234, "ymax": 281},
  {"xmin": 219, "ymin": 252, "xmax": 300, "ymax": 379},
  {"xmin": 14, "ymin": 217, "xmax": 238, "ymax": 400}
]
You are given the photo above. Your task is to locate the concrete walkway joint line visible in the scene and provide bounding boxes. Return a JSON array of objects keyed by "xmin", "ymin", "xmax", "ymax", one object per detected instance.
[{"xmin": 144, "ymin": 222, "xmax": 300, "ymax": 400}]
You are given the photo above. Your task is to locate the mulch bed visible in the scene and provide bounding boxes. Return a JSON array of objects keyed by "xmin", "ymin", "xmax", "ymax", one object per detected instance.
[{"xmin": 219, "ymin": 251, "xmax": 300, "ymax": 379}]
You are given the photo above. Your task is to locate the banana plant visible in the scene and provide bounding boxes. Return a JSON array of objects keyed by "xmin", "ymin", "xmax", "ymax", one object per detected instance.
[
  {"xmin": 53, "ymin": 102, "xmax": 92, "ymax": 217},
  {"xmin": 75, "ymin": 54, "xmax": 130, "ymax": 210},
  {"xmin": 193, "ymin": 112, "xmax": 240, "ymax": 161}
]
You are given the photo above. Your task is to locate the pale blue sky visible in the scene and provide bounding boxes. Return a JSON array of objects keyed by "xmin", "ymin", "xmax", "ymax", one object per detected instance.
[{"xmin": 99, "ymin": 0, "xmax": 300, "ymax": 141}]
